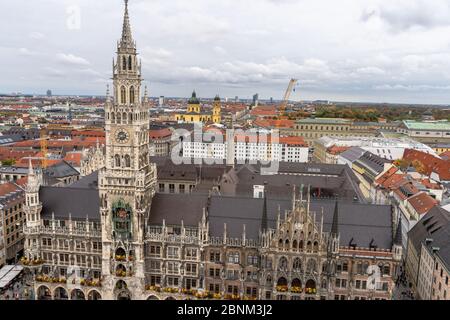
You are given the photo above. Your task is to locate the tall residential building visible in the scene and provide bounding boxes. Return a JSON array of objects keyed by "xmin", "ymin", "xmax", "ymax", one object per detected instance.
[{"xmin": 0, "ymin": 181, "xmax": 26, "ymax": 265}]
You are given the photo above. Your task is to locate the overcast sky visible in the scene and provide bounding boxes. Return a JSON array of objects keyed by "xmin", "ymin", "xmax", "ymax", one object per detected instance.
[{"xmin": 2, "ymin": 0, "xmax": 450, "ymax": 104}]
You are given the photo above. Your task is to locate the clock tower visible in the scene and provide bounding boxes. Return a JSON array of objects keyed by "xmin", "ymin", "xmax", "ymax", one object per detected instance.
[{"xmin": 99, "ymin": 0, "xmax": 157, "ymax": 300}]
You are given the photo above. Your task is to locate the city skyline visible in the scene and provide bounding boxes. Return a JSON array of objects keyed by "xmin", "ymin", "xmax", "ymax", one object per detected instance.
[{"xmin": 2, "ymin": 0, "xmax": 450, "ymax": 104}]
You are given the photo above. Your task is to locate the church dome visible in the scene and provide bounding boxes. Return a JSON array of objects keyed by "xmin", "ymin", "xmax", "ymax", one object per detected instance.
[
  {"xmin": 188, "ymin": 91, "xmax": 200, "ymax": 104},
  {"xmin": 214, "ymin": 95, "xmax": 220, "ymax": 102}
]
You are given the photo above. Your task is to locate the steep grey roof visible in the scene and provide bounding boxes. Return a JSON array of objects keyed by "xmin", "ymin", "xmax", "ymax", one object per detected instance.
[
  {"xmin": 69, "ymin": 171, "xmax": 99, "ymax": 189},
  {"xmin": 40, "ymin": 186, "xmax": 100, "ymax": 221},
  {"xmin": 354, "ymin": 151, "xmax": 391, "ymax": 175},
  {"xmin": 432, "ymin": 225, "xmax": 450, "ymax": 271},
  {"xmin": 0, "ymin": 167, "xmax": 29, "ymax": 174},
  {"xmin": 408, "ymin": 206, "xmax": 450, "ymax": 254},
  {"xmin": 151, "ymin": 156, "xmax": 229, "ymax": 183},
  {"xmin": 0, "ymin": 134, "xmax": 23, "ymax": 145},
  {"xmin": 44, "ymin": 161, "xmax": 80, "ymax": 178},
  {"xmin": 207, "ymin": 196, "xmax": 394, "ymax": 249},
  {"xmin": 148, "ymin": 193, "xmax": 208, "ymax": 226},
  {"xmin": 221, "ymin": 164, "xmax": 364, "ymax": 202},
  {"xmin": 339, "ymin": 147, "xmax": 365, "ymax": 163}
]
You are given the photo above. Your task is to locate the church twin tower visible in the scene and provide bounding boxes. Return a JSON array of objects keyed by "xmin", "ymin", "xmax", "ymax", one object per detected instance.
[{"xmin": 99, "ymin": 0, "xmax": 157, "ymax": 299}]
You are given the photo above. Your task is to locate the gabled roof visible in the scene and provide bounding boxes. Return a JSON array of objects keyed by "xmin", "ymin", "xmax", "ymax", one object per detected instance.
[
  {"xmin": 403, "ymin": 149, "xmax": 450, "ymax": 180},
  {"xmin": 327, "ymin": 146, "xmax": 351, "ymax": 156},
  {"xmin": 355, "ymin": 151, "xmax": 392, "ymax": 174},
  {"xmin": 407, "ymin": 192, "xmax": 438, "ymax": 216},
  {"xmin": 375, "ymin": 166, "xmax": 405, "ymax": 189},
  {"xmin": 39, "ymin": 175, "xmax": 100, "ymax": 221},
  {"xmin": 408, "ymin": 206, "xmax": 450, "ymax": 253},
  {"xmin": 207, "ymin": 196, "xmax": 393, "ymax": 249},
  {"xmin": 0, "ymin": 182, "xmax": 23, "ymax": 204},
  {"xmin": 44, "ymin": 160, "xmax": 79, "ymax": 178},
  {"xmin": 338, "ymin": 147, "xmax": 366, "ymax": 164}
]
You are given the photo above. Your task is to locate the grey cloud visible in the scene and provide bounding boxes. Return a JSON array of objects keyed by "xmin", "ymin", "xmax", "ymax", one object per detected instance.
[
  {"xmin": 57, "ymin": 53, "xmax": 91, "ymax": 66},
  {"xmin": 362, "ymin": 0, "xmax": 450, "ymax": 31},
  {"xmin": 1, "ymin": 0, "xmax": 450, "ymax": 104}
]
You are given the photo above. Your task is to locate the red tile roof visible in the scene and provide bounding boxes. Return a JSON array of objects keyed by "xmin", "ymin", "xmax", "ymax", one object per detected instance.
[
  {"xmin": 0, "ymin": 182, "xmax": 22, "ymax": 197},
  {"xmin": 250, "ymin": 106, "xmax": 277, "ymax": 117},
  {"xmin": 15, "ymin": 176, "xmax": 28, "ymax": 189},
  {"xmin": 149, "ymin": 128, "xmax": 172, "ymax": 140},
  {"xmin": 14, "ymin": 158, "xmax": 62, "ymax": 168},
  {"xmin": 63, "ymin": 152, "xmax": 83, "ymax": 167},
  {"xmin": 403, "ymin": 149, "xmax": 450, "ymax": 180},
  {"xmin": 253, "ymin": 119, "xmax": 295, "ymax": 129},
  {"xmin": 407, "ymin": 192, "xmax": 438, "ymax": 215},
  {"xmin": 375, "ymin": 166, "xmax": 399, "ymax": 186},
  {"xmin": 11, "ymin": 138, "xmax": 102, "ymax": 150},
  {"xmin": 326, "ymin": 145, "xmax": 351, "ymax": 155},
  {"xmin": 279, "ymin": 136, "xmax": 307, "ymax": 147},
  {"xmin": 421, "ymin": 178, "xmax": 442, "ymax": 190},
  {"xmin": 0, "ymin": 148, "xmax": 38, "ymax": 162},
  {"xmin": 71, "ymin": 130, "xmax": 105, "ymax": 138}
]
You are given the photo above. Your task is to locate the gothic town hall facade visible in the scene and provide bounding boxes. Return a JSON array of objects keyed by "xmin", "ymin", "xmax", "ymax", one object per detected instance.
[{"xmin": 21, "ymin": 1, "xmax": 402, "ymax": 300}]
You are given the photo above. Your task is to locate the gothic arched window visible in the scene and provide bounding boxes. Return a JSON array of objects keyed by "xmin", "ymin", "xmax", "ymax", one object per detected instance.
[
  {"xmin": 115, "ymin": 155, "xmax": 121, "ymax": 167},
  {"xmin": 292, "ymin": 240, "xmax": 298, "ymax": 251},
  {"xmin": 120, "ymin": 86, "xmax": 126, "ymax": 104},
  {"xmin": 122, "ymin": 113, "xmax": 127, "ymax": 124},
  {"xmin": 128, "ymin": 56, "xmax": 132, "ymax": 70},
  {"xmin": 111, "ymin": 112, "xmax": 115, "ymax": 124},
  {"xmin": 122, "ymin": 56, "xmax": 127, "ymax": 71},
  {"xmin": 117, "ymin": 112, "xmax": 122, "ymax": 124},
  {"xmin": 307, "ymin": 259, "xmax": 317, "ymax": 273},
  {"xmin": 278, "ymin": 257, "xmax": 288, "ymax": 272},
  {"xmin": 313, "ymin": 241, "xmax": 319, "ymax": 253},
  {"xmin": 125, "ymin": 155, "xmax": 131, "ymax": 168},
  {"xmin": 293, "ymin": 258, "xmax": 302, "ymax": 272},
  {"xmin": 129, "ymin": 86, "xmax": 135, "ymax": 104},
  {"xmin": 129, "ymin": 113, "xmax": 133, "ymax": 124}
]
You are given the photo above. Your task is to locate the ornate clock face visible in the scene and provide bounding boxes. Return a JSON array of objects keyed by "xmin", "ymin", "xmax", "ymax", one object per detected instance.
[{"xmin": 115, "ymin": 129, "xmax": 130, "ymax": 143}]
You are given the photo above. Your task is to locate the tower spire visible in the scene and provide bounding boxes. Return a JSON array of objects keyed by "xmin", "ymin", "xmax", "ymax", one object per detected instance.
[
  {"xmin": 143, "ymin": 85, "xmax": 149, "ymax": 104},
  {"xmin": 106, "ymin": 84, "xmax": 111, "ymax": 103},
  {"xmin": 28, "ymin": 158, "xmax": 34, "ymax": 175},
  {"xmin": 120, "ymin": 0, "xmax": 134, "ymax": 48}
]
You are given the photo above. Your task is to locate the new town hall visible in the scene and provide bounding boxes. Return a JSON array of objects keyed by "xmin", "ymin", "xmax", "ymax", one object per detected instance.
[{"xmin": 20, "ymin": 1, "xmax": 402, "ymax": 300}]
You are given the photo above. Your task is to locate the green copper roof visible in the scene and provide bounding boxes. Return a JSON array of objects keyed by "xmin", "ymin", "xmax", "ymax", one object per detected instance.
[
  {"xmin": 188, "ymin": 91, "xmax": 200, "ymax": 104},
  {"xmin": 403, "ymin": 120, "xmax": 450, "ymax": 131}
]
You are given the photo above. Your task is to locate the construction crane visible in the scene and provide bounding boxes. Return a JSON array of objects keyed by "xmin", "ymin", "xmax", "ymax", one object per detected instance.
[
  {"xmin": 280, "ymin": 79, "xmax": 298, "ymax": 114},
  {"xmin": 40, "ymin": 127, "xmax": 48, "ymax": 169}
]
